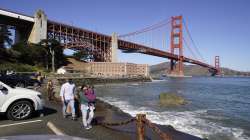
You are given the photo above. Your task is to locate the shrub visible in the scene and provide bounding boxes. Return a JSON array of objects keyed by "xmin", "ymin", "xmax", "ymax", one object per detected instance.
[{"xmin": 0, "ymin": 63, "xmax": 38, "ymax": 72}]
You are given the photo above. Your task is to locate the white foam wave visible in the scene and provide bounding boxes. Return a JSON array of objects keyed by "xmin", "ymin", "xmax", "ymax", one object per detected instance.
[
  {"xmin": 151, "ymin": 80, "xmax": 167, "ymax": 82},
  {"xmin": 98, "ymin": 97, "xmax": 250, "ymax": 140}
]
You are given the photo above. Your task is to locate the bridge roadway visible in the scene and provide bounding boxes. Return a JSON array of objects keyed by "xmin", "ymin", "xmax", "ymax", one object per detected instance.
[
  {"xmin": 0, "ymin": 8, "xmax": 217, "ymax": 71},
  {"xmin": 118, "ymin": 40, "xmax": 215, "ymax": 70}
]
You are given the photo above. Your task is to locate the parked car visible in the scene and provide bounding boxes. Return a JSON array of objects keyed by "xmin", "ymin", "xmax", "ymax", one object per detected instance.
[
  {"xmin": 0, "ymin": 74, "xmax": 41, "ymax": 88},
  {"xmin": 0, "ymin": 81, "xmax": 44, "ymax": 120}
]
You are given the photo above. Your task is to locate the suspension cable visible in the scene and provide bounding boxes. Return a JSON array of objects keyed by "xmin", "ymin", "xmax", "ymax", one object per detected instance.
[
  {"xmin": 119, "ymin": 18, "xmax": 171, "ymax": 38},
  {"xmin": 183, "ymin": 37, "xmax": 198, "ymax": 60},
  {"xmin": 183, "ymin": 19, "xmax": 206, "ymax": 62}
]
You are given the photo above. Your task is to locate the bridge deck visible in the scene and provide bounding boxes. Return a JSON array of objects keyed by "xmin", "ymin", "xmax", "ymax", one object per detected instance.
[
  {"xmin": 118, "ymin": 40, "xmax": 216, "ymax": 70},
  {"xmin": 0, "ymin": 8, "xmax": 34, "ymax": 22}
]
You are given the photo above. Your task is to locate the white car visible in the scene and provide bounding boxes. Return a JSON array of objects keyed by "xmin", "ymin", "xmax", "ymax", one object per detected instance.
[{"xmin": 0, "ymin": 81, "xmax": 44, "ymax": 120}]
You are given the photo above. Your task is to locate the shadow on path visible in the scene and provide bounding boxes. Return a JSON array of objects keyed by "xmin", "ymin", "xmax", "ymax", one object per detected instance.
[{"xmin": 42, "ymin": 107, "xmax": 57, "ymax": 116}]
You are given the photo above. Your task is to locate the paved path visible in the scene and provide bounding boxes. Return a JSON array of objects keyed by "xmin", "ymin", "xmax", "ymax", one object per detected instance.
[{"xmin": 0, "ymin": 98, "xmax": 136, "ymax": 140}]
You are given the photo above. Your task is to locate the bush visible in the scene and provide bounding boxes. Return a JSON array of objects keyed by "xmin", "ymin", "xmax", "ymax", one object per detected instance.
[{"xmin": 0, "ymin": 63, "xmax": 38, "ymax": 72}]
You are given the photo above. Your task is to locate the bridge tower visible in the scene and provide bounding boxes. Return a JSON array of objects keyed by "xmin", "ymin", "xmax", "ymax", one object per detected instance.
[
  {"xmin": 169, "ymin": 16, "xmax": 184, "ymax": 77},
  {"xmin": 111, "ymin": 32, "xmax": 118, "ymax": 62},
  {"xmin": 28, "ymin": 10, "xmax": 47, "ymax": 44},
  {"xmin": 215, "ymin": 56, "xmax": 221, "ymax": 75}
]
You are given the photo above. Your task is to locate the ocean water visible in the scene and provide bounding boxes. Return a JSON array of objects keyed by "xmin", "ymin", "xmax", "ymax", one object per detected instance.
[{"xmin": 95, "ymin": 77, "xmax": 250, "ymax": 140}]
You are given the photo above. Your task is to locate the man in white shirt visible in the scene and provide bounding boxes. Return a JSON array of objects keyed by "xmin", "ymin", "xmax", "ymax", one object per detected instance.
[{"xmin": 60, "ymin": 79, "xmax": 77, "ymax": 120}]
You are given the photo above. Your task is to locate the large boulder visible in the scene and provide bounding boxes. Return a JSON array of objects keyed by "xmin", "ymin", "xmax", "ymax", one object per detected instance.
[{"xmin": 159, "ymin": 92, "xmax": 186, "ymax": 106}]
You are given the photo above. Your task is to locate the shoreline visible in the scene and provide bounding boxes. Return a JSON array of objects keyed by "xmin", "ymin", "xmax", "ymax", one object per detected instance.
[
  {"xmin": 43, "ymin": 78, "xmax": 204, "ymax": 140},
  {"xmin": 96, "ymin": 98, "xmax": 203, "ymax": 140},
  {"xmin": 50, "ymin": 76, "xmax": 152, "ymax": 85}
]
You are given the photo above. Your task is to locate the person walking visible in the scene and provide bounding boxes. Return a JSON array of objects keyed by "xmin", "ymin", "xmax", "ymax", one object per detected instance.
[
  {"xmin": 46, "ymin": 80, "xmax": 54, "ymax": 101},
  {"xmin": 87, "ymin": 85, "xmax": 96, "ymax": 128},
  {"xmin": 78, "ymin": 85, "xmax": 96, "ymax": 130},
  {"xmin": 60, "ymin": 79, "xmax": 77, "ymax": 120}
]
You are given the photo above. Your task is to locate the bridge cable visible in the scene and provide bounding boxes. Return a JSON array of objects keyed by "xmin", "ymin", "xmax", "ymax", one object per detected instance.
[
  {"xmin": 183, "ymin": 37, "xmax": 198, "ymax": 60},
  {"xmin": 183, "ymin": 19, "xmax": 206, "ymax": 63},
  {"xmin": 118, "ymin": 18, "xmax": 171, "ymax": 38}
]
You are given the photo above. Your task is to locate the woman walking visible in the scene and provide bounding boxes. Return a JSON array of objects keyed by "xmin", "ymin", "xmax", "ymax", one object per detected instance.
[
  {"xmin": 46, "ymin": 80, "xmax": 54, "ymax": 101},
  {"xmin": 78, "ymin": 85, "xmax": 96, "ymax": 130},
  {"xmin": 86, "ymin": 85, "xmax": 96, "ymax": 128}
]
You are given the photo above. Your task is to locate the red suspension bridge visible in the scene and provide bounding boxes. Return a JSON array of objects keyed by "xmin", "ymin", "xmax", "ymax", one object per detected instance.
[
  {"xmin": 117, "ymin": 16, "xmax": 219, "ymax": 76},
  {"xmin": 0, "ymin": 8, "xmax": 220, "ymax": 76}
]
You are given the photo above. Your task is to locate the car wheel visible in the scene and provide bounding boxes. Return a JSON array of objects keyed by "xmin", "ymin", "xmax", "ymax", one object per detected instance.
[
  {"xmin": 7, "ymin": 100, "xmax": 34, "ymax": 120},
  {"xmin": 16, "ymin": 82, "xmax": 25, "ymax": 88}
]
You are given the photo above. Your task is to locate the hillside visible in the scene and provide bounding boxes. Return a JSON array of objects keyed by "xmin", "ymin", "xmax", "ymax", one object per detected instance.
[{"xmin": 150, "ymin": 62, "xmax": 250, "ymax": 77}]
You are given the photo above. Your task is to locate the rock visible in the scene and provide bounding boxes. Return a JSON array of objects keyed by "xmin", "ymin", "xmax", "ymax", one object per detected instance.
[{"xmin": 159, "ymin": 92, "xmax": 186, "ymax": 106}]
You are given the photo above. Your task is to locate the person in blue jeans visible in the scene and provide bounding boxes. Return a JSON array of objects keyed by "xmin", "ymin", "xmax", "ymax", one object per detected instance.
[
  {"xmin": 78, "ymin": 85, "xmax": 96, "ymax": 130},
  {"xmin": 60, "ymin": 79, "xmax": 77, "ymax": 120}
]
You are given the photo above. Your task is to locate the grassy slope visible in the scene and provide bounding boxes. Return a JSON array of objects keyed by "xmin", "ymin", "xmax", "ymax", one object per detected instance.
[{"xmin": 150, "ymin": 62, "xmax": 250, "ymax": 77}]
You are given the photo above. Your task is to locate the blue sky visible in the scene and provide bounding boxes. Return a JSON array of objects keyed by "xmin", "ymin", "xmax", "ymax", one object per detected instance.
[{"xmin": 1, "ymin": 0, "xmax": 250, "ymax": 71}]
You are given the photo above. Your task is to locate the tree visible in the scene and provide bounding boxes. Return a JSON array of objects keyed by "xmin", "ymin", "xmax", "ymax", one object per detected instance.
[
  {"xmin": 1, "ymin": 38, "xmax": 66, "ymax": 72},
  {"xmin": 29, "ymin": 43, "xmax": 47, "ymax": 67},
  {"xmin": 40, "ymin": 39, "xmax": 66, "ymax": 71},
  {"xmin": 11, "ymin": 41, "xmax": 32, "ymax": 64},
  {"xmin": 11, "ymin": 41, "xmax": 48, "ymax": 67}
]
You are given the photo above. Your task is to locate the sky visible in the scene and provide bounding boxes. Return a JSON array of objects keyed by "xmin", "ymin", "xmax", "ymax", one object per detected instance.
[{"xmin": 1, "ymin": 0, "xmax": 250, "ymax": 71}]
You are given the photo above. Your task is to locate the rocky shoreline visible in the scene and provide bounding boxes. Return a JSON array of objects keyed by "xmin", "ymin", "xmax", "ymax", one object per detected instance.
[
  {"xmin": 96, "ymin": 99, "xmax": 203, "ymax": 140},
  {"xmin": 41, "ymin": 78, "xmax": 204, "ymax": 140}
]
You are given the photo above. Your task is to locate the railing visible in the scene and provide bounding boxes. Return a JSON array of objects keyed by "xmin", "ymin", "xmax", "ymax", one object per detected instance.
[{"xmin": 99, "ymin": 114, "xmax": 172, "ymax": 140}]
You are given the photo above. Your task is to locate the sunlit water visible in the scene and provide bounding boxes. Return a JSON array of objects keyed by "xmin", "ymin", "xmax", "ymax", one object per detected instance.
[{"xmin": 95, "ymin": 77, "xmax": 250, "ymax": 140}]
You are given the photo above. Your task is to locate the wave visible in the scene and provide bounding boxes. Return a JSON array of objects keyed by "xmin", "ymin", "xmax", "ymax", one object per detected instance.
[
  {"xmin": 151, "ymin": 79, "xmax": 167, "ymax": 82},
  {"xmin": 98, "ymin": 97, "xmax": 250, "ymax": 140}
]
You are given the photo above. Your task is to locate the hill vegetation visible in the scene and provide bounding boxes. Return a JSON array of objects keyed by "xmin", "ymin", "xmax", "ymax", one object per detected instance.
[
  {"xmin": 0, "ymin": 24, "xmax": 96, "ymax": 72},
  {"xmin": 0, "ymin": 39, "xmax": 67, "ymax": 72},
  {"xmin": 150, "ymin": 62, "xmax": 250, "ymax": 77}
]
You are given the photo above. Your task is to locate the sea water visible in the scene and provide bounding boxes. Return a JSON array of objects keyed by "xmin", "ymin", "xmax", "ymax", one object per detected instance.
[{"xmin": 95, "ymin": 77, "xmax": 250, "ymax": 140}]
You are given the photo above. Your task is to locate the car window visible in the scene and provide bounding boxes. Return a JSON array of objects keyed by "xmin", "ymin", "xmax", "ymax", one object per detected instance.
[
  {"xmin": 0, "ymin": 84, "xmax": 5, "ymax": 90},
  {"xmin": 0, "ymin": 84, "xmax": 8, "ymax": 90},
  {"xmin": 0, "ymin": 84, "xmax": 8, "ymax": 95}
]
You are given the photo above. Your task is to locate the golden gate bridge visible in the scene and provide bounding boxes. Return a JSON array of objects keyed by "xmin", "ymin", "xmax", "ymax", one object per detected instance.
[{"xmin": 0, "ymin": 8, "xmax": 220, "ymax": 76}]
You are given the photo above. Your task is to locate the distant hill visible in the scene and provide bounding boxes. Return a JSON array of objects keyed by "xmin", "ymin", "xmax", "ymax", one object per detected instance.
[{"xmin": 150, "ymin": 62, "xmax": 250, "ymax": 77}]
